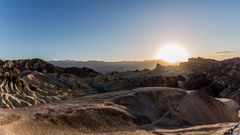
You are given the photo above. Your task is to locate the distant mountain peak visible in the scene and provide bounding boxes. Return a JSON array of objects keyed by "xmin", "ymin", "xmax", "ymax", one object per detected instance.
[{"xmin": 153, "ymin": 63, "xmax": 164, "ymax": 71}]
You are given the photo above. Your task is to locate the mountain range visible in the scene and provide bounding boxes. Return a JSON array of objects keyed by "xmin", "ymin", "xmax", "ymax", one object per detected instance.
[{"xmin": 49, "ymin": 60, "xmax": 171, "ymax": 73}]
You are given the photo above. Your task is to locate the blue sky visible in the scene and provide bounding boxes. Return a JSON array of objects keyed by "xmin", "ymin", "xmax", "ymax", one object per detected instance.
[{"xmin": 0, "ymin": 0, "xmax": 240, "ymax": 61}]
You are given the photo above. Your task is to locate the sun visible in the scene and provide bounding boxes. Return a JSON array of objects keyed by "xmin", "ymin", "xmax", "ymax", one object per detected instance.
[{"xmin": 155, "ymin": 43, "xmax": 189, "ymax": 63}]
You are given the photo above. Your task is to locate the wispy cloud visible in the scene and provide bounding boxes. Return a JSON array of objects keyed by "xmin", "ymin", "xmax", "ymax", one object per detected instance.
[{"xmin": 216, "ymin": 51, "xmax": 235, "ymax": 54}]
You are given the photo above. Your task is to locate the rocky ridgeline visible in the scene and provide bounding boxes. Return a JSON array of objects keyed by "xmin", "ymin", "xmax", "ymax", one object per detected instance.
[
  {"xmin": 0, "ymin": 59, "xmax": 100, "ymax": 108},
  {"xmin": 90, "ymin": 57, "xmax": 240, "ymax": 106},
  {"xmin": 0, "ymin": 58, "xmax": 100, "ymax": 78},
  {"xmin": 91, "ymin": 64, "xmax": 186, "ymax": 92},
  {"xmin": 180, "ymin": 57, "xmax": 240, "ymax": 103}
]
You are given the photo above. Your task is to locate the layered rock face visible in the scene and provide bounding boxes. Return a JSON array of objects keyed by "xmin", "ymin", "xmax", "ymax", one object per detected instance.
[
  {"xmin": 73, "ymin": 57, "xmax": 240, "ymax": 105},
  {"xmin": 0, "ymin": 76, "xmax": 61, "ymax": 108},
  {"xmin": 180, "ymin": 57, "xmax": 240, "ymax": 101},
  {"xmin": 0, "ymin": 59, "xmax": 99, "ymax": 108}
]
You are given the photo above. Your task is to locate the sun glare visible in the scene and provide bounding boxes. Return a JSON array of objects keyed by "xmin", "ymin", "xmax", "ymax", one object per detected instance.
[{"xmin": 155, "ymin": 43, "xmax": 189, "ymax": 63}]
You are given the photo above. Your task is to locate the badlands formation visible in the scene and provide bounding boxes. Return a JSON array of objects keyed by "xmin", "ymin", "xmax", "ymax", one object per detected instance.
[{"xmin": 0, "ymin": 58, "xmax": 239, "ymax": 134}]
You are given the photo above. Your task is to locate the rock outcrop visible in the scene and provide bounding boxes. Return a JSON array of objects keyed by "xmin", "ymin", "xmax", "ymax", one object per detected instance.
[
  {"xmin": 180, "ymin": 57, "xmax": 240, "ymax": 103},
  {"xmin": 0, "ymin": 76, "xmax": 62, "ymax": 108},
  {"xmin": 31, "ymin": 87, "xmax": 239, "ymax": 132},
  {"xmin": 0, "ymin": 59, "xmax": 99, "ymax": 108},
  {"xmin": 112, "ymin": 87, "xmax": 239, "ymax": 126},
  {"xmin": 91, "ymin": 68, "xmax": 186, "ymax": 92}
]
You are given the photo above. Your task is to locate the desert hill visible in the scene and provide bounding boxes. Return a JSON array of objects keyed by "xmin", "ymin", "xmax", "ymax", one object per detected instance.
[
  {"xmin": 0, "ymin": 58, "xmax": 239, "ymax": 134},
  {"xmin": 1, "ymin": 57, "xmax": 240, "ymax": 105},
  {"xmin": 90, "ymin": 57, "xmax": 240, "ymax": 105},
  {"xmin": 0, "ymin": 87, "xmax": 238, "ymax": 135},
  {"xmin": 0, "ymin": 59, "xmax": 99, "ymax": 108},
  {"xmin": 1, "ymin": 57, "xmax": 240, "ymax": 106}
]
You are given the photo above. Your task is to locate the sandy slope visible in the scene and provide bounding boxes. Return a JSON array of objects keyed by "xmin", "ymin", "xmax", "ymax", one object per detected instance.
[
  {"xmin": 0, "ymin": 109, "xmax": 236, "ymax": 135},
  {"xmin": 0, "ymin": 87, "xmax": 237, "ymax": 135}
]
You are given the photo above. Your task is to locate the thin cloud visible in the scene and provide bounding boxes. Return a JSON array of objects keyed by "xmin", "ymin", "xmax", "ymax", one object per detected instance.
[{"xmin": 216, "ymin": 51, "xmax": 235, "ymax": 54}]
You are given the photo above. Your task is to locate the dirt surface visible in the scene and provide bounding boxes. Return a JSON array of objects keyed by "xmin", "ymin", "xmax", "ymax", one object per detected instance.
[{"xmin": 0, "ymin": 87, "xmax": 238, "ymax": 135}]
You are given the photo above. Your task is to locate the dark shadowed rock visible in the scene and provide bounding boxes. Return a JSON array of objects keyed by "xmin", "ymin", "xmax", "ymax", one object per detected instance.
[
  {"xmin": 153, "ymin": 63, "xmax": 165, "ymax": 71},
  {"xmin": 64, "ymin": 67, "xmax": 100, "ymax": 78},
  {"xmin": 178, "ymin": 57, "xmax": 240, "ymax": 104}
]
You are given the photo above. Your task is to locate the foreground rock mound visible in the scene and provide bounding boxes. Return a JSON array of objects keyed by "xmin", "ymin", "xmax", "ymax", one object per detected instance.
[
  {"xmin": 0, "ymin": 87, "xmax": 237, "ymax": 135},
  {"xmin": 31, "ymin": 87, "xmax": 238, "ymax": 132},
  {"xmin": 112, "ymin": 87, "xmax": 239, "ymax": 126}
]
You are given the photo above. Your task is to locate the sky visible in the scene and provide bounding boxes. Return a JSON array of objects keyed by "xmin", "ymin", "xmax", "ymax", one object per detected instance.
[{"xmin": 0, "ymin": 0, "xmax": 240, "ymax": 61}]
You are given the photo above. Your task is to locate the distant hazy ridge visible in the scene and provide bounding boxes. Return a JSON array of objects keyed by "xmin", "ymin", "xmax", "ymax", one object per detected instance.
[{"xmin": 49, "ymin": 60, "xmax": 170, "ymax": 73}]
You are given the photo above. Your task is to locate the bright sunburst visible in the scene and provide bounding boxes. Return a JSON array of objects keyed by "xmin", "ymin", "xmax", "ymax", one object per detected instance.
[{"xmin": 155, "ymin": 43, "xmax": 189, "ymax": 63}]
